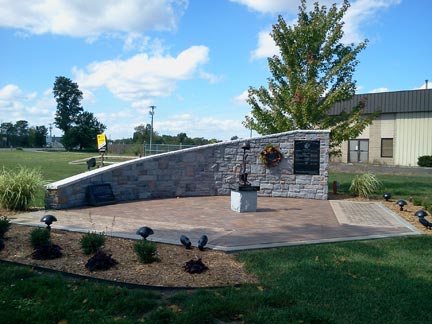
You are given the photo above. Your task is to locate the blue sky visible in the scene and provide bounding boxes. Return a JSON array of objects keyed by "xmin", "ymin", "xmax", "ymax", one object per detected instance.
[{"xmin": 0, "ymin": 0, "xmax": 430, "ymax": 141}]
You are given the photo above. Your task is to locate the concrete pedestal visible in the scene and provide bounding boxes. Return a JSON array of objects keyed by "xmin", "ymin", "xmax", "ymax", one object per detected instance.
[{"xmin": 231, "ymin": 189, "xmax": 258, "ymax": 213}]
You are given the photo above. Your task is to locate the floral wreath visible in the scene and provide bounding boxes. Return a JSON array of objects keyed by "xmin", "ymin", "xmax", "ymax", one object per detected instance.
[{"xmin": 260, "ymin": 144, "xmax": 283, "ymax": 167}]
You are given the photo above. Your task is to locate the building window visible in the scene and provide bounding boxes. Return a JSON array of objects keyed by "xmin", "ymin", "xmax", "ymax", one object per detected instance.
[
  {"xmin": 348, "ymin": 139, "xmax": 369, "ymax": 163},
  {"xmin": 381, "ymin": 138, "xmax": 393, "ymax": 158}
]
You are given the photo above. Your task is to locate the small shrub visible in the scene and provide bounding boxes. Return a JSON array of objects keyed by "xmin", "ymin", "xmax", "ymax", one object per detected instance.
[
  {"xmin": 29, "ymin": 227, "xmax": 62, "ymax": 260},
  {"xmin": 85, "ymin": 250, "xmax": 117, "ymax": 271},
  {"xmin": 0, "ymin": 216, "xmax": 11, "ymax": 239},
  {"xmin": 134, "ymin": 240, "xmax": 158, "ymax": 264},
  {"xmin": 0, "ymin": 166, "xmax": 44, "ymax": 210},
  {"xmin": 31, "ymin": 243, "xmax": 62, "ymax": 260},
  {"xmin": 80, "ymin": 232, "xmax": 106, "ymax": 255},
  {"xmin": 418, "ymin": 155, "xmax": 432, "ymax": 167},
  {"xmin": 349, "ymin": 173, "xmax": 382, "ymax": 198},
  {"xmin": 30, "ymin": 228, "xmax": 51, "ymax": 248}
]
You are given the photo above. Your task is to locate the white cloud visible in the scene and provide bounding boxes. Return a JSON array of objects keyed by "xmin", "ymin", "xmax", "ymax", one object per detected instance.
[
  {"xmin": 231, "ymin": 0, "xmax": 350, "ymax": 14},
  {"xmin": 370, "ymin": 87, "xmax": 389, "ymax": 93},
  {"xmin": 0, "ymin": 84, "xmax": 23, "ymax": 100},
  {"xmin": 250, "ymin": 30, "xmax": 278, "ymax": 60},
  {"xmin": 249, "ymin": 0, "xmax": 401, "ymax": 59},
  {"xmin": 0, "ymin": 84, "xmax": 55, "ymax": 125},
  {"xmin": 74, "ymin": 45, "xmax": 210, "ymax": 104},
  {"xmin": 155, "ymin": 113, "xmax": 246, "ymax": 137},
  {"xmin": 233, "ymin": 90, "xmax": 249, "ymax": 106},
  {"xmin": 343, "ymin": 0, "xmax": 401, "ymax": 44},
  {"xmin": 199, "ymin": 70, "xmax": 223, "ymax": 84},
  {"xmin": 230, "ymin": 0, "xmax": 301, "ymax": 14},
  {"xmin": 122, "ymin": 34, "xmax": 166, "ymax": 54},
  {"xmin": 0, "ymin": 0, "xmax": 188, "ymax": 39},
  {"xmin": 418, "ymin": 81, "xmax": 431, "ymax": 90}
]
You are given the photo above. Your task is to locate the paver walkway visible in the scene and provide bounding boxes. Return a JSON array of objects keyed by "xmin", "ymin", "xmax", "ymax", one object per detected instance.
[{"xmin": 11, "ymin": 196, "xmax": 421, "ymax": 251}]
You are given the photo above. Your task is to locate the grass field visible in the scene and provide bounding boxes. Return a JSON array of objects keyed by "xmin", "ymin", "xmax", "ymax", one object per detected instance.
[
  {"xmin": 1, "ymin": 236, "xmax": 432, "ymax": 323},
  {"xmin": 1, "ymin": 150, "xmax": 432, "ymax": 323},
  {"xmin": 0, "ymin": 150, "xmax": 136, "ymax": 206}
]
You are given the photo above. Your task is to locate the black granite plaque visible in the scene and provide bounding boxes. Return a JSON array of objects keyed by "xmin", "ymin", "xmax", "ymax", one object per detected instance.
[
  {"xmin": 87, "ymin": 183, "xmax": 116, "ymax": 206},
  {"xmin": 294, "ymin": 140, "xmax": 320, "ymax": 175}
]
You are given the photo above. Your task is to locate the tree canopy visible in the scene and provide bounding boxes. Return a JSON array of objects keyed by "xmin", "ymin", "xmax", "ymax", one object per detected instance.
[
  {"xmin": 244, "ymin": 0, "xmax": 377, "ymax": 155},
  {"xmin": 53, "ymin": 76, "xmax": 83, "ymax": 133},
  {"xmin": 53, "ymin": 76, "xmax": 106, "ymax": 150}
]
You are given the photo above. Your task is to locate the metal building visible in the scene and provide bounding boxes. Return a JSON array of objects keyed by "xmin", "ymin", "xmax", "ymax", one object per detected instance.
[{"xmin": 329, "ymin": 88, "xmax": 432, "ymax": 166}]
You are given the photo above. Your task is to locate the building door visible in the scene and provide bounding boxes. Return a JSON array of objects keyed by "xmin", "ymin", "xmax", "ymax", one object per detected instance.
[{"xmin": 348, "ymin": 139, "xmax": 369, "ymax": 163}]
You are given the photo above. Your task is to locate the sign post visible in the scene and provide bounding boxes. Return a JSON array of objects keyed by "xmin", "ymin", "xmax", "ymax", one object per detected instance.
[{"xmin": 97, "ymin": 134, "xmax": 107, "ymax": 166}]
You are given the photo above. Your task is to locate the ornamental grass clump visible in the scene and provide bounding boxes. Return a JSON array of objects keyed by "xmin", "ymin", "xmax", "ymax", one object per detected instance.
[
  {"xmin": 134, "ymin": 240, "xmax": 158, "ymax": 264},
  {"xmin": 0, "ymin": 166, "xmax": 44, "ymax": 210},
  {"xmin": 349, "ymin": 173, "xmax": 382, "ymax": 198},
  {"xmin": 80, "ymin": 231, "xmax": 106, "ymax": 255}
]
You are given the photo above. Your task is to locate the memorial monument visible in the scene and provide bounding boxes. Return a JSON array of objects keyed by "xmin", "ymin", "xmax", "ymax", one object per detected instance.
[{"xmin": 230, "ymin": 141, "xmax": 260, "ymax": 213}]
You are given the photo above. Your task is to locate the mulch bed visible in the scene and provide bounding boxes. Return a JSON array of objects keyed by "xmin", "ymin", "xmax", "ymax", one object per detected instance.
[
  {"xmin": 1, "ymin": 196, "xmax": 430, "ymax": 288},
  {"xmin": 0, "ymin": 223, "xmax": 257, "ymax": 288}
]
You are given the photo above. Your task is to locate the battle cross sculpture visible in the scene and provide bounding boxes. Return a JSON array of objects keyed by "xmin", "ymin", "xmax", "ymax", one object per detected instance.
[{"xmin": 239, "ymin": 141, "xmax": 251, "ymax": 186}]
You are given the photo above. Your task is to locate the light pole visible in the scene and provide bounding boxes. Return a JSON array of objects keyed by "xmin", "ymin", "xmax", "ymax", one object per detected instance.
[{"xmin": 149, "ymin": 105, "xmax": 156, "ymax": 155}]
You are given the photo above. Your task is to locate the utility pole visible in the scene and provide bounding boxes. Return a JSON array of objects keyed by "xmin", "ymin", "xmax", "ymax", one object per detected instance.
[{"xmin": 149, "ymin": 105, "xmax": 156, "ymax": 155}]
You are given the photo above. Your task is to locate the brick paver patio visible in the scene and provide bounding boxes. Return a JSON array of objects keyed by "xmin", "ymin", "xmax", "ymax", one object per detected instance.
[{"xmin": 11, "ymin": 196, "xmax": 421, "ymax": 251}]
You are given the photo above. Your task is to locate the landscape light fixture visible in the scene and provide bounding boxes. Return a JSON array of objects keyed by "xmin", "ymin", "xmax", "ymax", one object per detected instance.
[
  {"xmin": 414, "ymin": 210, "xmax": 428, "ymax": 218},
  {"xmin": 136, "ymin": 226, "xmax": 154, "ymax": 240},
  {"xmin": 86, "ymin": 157, "xmax": 96, "ymax": 170},
  {"xmin": 40, "ymin": 215, "xmax": 57, "ymax": 230},
  {"xmin": 419, "ymin": 216, "xmax": 432, "ymax": 230},
  {"xmin": 197, "ymin": 235, "xmax": 208, "ymax": 251},
  {"xmin": 396, "ymin": 199, "xmax": 407, "ymax": 211},
  {"xmin": 383, "ymin": 192, "xmax": 391, "ymax": 201},
  {"xmin": 180, "ymin": 235, "xmax": 192, "ymax": 249}
]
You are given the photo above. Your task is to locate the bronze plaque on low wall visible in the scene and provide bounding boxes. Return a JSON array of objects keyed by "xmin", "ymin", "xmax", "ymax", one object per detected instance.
[
  {"xmin": 294, "ymin": 140, "xmax": 320, "ymax": 175},
  {"xmin": 87, "ymin": 183, "xmax": 116, "ymax": 206}
]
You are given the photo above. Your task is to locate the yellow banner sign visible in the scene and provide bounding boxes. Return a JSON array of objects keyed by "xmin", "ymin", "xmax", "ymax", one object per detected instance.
[{"xmin": 97, "ymin": 134, "xmax": 107, "ymax": 152}]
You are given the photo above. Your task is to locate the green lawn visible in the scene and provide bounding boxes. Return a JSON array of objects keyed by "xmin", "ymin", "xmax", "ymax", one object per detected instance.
[
  {"xmin": 2, "ymin": 152, "xmax": 432, "ymax": 323},
  {"xmin": 0, "ymin": 150, "xmax": 136, "ymax": 206},
  {"xmin": 329, "ymin": 171, "xmax": 432, "ymax": 209},
  {"xmin": 1, "ymin": 236, "xmax": 432, "ymax": 323},
  {"xmin": 0, "ymin": 150, "xmax": 96, "ymax": 182}
]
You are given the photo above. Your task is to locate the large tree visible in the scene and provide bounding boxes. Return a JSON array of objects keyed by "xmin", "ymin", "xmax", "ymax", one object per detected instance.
[
  {"xmin": 244, "ymin": 0, "xmax": 377, "ymax": 155},
  {"xmin": 53, "ymin": 76, "xmax": 83, "ymax": 133},
  {"xmin": 63, "ymin": 112, "xmax": 106, "ymax": 150},
  {"xmin": 53, "ymin": 76, "xmax": 106, "ymax": 150}
]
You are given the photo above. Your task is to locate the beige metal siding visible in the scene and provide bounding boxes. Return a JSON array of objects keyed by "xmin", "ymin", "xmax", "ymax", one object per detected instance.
[
  {"xmin": 395, "ymin": 112, "xmax": 432, "ymax": 166},
  {"xmin": 357, "ymin": 124, "xmax": 370, "ymax": 139},
  {"xmin": 381, "ymin": 114, "xmax": 395, "ymax": 138}
]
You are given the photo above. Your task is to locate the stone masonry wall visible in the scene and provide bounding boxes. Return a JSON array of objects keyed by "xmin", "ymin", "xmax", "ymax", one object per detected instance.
[{"xmin": 45, "ymin": 130, "xmax": 330, "ymax": 209}]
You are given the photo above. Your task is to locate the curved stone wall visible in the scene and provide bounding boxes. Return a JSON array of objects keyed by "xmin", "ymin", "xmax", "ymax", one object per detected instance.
[{"xmin": 45, "ymin": 130, "xmax": 330, "ymax": 209}]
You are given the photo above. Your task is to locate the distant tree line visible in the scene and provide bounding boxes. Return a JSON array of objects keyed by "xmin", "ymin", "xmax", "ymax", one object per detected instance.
[
  {"xmin": 0, "ymin": 120, "xmax": 47, "ymax": 148},
  {"xmin": 112, "ymin": 124, "xmax": 220, "ymax": 146}
]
